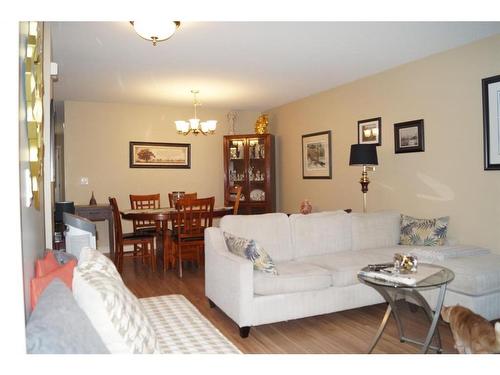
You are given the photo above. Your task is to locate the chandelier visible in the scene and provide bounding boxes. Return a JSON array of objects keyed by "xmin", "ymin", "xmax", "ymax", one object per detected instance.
[
  {"xmin": 130, "ymin": 21, "xmax": 180, "ymax": 46},
  {"xmin": 175, "ymin": 90, "xmax": 217, "ymax": 136}
]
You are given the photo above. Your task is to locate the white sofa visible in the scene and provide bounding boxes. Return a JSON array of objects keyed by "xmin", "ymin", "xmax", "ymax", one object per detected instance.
[{"xmin": 205, "ymin": 210, "xmax": 500, "ymax": 337}]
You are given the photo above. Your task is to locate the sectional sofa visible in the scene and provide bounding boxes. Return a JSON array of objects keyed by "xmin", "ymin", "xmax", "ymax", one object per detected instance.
[{"xmin": 205, "ymin": 210, "xmax": 500, "ymax": 337}]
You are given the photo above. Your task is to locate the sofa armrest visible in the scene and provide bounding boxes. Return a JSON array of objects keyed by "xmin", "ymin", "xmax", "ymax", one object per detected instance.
[{"xmin": 205, "ymin": 227, "xmax": 254, "ymax": 327}]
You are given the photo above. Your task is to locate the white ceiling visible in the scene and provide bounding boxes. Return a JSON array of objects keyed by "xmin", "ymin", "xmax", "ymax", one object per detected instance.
[{"xmin": 51, "ymin": 22, "xmax": 500, "ymax": 111}]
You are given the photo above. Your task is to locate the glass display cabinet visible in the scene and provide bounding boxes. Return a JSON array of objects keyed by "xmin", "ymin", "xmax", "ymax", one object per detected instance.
[{"xmin": 223, "ymin": 134, "xmax": 275, "ymax": 214}]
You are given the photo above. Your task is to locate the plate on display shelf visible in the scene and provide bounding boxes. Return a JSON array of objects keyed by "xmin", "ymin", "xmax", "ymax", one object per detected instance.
[{"xmin": 250, "ymin": 189, "xmax": 265, "ymax": 201}]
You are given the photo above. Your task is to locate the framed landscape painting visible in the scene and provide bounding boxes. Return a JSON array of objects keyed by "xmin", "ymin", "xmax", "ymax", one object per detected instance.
[
  {"xmin": 129, "ymin": 141, "xmax": 191, "ymax": 168},
  {"xmin": 302, "ymin": 130, "xmax": 332, "ymax": 179},
  {"xmin": 394, "ymin": 119, "xmax": 425, "ymax": 154}
]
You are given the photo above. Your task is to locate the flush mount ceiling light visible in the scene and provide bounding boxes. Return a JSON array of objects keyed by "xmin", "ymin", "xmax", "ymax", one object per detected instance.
[
  {"xmin": 130, "ymin": 21, "xmax": 180, "ymax": 46},
  {"xmin": 175, "ymin": 90, "xmax": 217, "ymax": 136}
]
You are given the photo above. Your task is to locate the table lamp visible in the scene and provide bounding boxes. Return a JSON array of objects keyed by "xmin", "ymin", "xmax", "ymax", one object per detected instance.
[{"xmin": 349, "ymin": 144, "xmax": 378, "ymax": 213}]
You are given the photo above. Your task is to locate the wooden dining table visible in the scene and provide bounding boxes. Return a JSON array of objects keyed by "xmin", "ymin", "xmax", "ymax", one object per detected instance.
[{"xmin": 120, "ymin": 206, "xmax": 233, "ymax": 271}]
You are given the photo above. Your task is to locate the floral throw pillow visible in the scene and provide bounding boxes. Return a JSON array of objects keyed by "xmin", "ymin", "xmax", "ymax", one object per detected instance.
[
  {"xmin": 223, "ymin": 232, "xmax": 278, "ymax": 275},
  {"xmin": 400, "ymin": 214, "xmax": 449, "ymax": 246}
]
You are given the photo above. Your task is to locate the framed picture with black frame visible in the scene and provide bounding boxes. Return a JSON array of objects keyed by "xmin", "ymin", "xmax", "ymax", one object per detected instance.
[
  {"xmin": 358, "ymin": 117, "xmax": 382, "ymax": 146},
  {"xmin": 302, "ymin": 130, "xmax": 332, "ymax": 179},
  {"xmin": 482, "ymin": 74, "xmax": 500, "ymax": 170},
  {"xmin": 129, "ymin": 141, "xmax": 191, "ymax": 168},
  {"xmin": 394, "ymin": 119, "xmax": 425, "ymax": 154}
]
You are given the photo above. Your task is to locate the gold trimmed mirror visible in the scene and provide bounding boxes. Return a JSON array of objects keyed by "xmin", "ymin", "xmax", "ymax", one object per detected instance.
[{"xmin": 24, "ymin": 21, "xmax": 44, "ymax": 210}]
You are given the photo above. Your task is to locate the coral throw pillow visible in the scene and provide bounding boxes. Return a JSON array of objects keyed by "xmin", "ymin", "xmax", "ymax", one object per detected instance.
[
  {"xmin": 35, "ymin": 251, "xmax": 60, "ymax": 277},
  {"xmin": 30, "ymin": 259, "xmax": 77, "ymax": 310}
]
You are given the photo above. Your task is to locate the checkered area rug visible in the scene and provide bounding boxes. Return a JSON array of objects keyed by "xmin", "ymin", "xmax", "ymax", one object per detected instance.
[{"xmin": 140, "ymin": 294, "xmax": 241, "ymax": 354}]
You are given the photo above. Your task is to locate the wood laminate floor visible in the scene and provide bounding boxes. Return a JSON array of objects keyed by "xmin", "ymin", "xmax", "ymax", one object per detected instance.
[{"xmin": 121, "ymin": 259, "xmax": 458, "ymax": 354}]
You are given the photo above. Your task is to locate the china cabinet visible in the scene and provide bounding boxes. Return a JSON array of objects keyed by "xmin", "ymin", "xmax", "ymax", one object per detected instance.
[{"xmin": 223, "ymin": 134, "xmax": 275, "ymax": 214}]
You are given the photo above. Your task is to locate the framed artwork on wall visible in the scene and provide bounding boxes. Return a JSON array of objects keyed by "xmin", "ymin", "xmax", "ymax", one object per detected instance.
[
  {"xmin": 129, "ymin": 141, "xmax": 191, "ymax": 168},
  {"xmin": 358, "ymin": 117, "xmax": 382, "ymax": 146},
  {"xmin": 302, "ymin": 130, "xmax": 332, "ymax": 179},
  {"xmin": 394, "ymin": 119, "xmax": 425, "ymax": 154},
  {"xmin": 482, "ymin": 74, "xmax": 500, "ymax": 170}
]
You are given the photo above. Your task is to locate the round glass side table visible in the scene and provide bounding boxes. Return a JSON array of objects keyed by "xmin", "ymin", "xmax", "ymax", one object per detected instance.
[{"xmin": 358, "ymin": 263, "xmax": 454, "ymax": 354}]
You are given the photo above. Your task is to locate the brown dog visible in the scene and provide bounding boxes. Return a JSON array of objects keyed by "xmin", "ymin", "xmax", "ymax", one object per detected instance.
[{"xmin": 441, "ymin": 305, "xmax": 500, "ymax": 354}]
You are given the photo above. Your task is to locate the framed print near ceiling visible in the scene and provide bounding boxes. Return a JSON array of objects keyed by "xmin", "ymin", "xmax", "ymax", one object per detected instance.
[
  {"xmin": 394, "ymin": 119, "xmax": 425, "ymax": 154},
  {"xmin": 302, "ymin": 131, "xmax": 332, "ymax": 179},
  {"xmin": 358, "ymin": 117, "xmax": 382, "ymax": 146},
  {"xmin": 482, "ymin": 74, "xmax": 500, "ymax": 170},
  {"xmin": 129, "ymin": 141, "xmax": 191, "ymax": 169}
]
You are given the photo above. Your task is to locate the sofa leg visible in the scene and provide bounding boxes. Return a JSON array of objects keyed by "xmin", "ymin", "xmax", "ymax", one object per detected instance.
[
  {"xmin": 239, "ymin": 326, "xmax": 251, "ymax": 338},
  {"xmin": 208, "ymin": 298, "xmax": 216, "ymax": 308}
]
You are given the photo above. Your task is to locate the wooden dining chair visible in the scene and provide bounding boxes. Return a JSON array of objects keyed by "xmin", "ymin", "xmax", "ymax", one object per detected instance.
[
  {"xmin": 228, "ymin": 185, "xmax": 242, "ymax": 214},
  {"xmin": 170, "ymin": 196, "xmax": 214, "ymax": 278},
  {"xmin": 109, "ymin": 197, "xmax": 156, "ymax": 273},
  {"xmin": 129, "ymin": 193, "xmax": 161, "ymax": 233},
  {"xmin": 168, "ymin": 192, "xmax": 197, "ymax": 208}
]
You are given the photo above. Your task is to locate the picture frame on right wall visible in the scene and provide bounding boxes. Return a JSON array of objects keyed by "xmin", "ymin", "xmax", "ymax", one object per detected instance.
[
  {"xmin": 482, "ymin": 74, "xmax": 500, "ymax": 170},
  {"xmin": 394, "ymin": 119, "xmax": 425, "ymax": 154}
]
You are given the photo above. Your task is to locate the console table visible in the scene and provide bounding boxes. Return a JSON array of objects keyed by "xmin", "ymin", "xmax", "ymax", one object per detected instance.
[{"xmin": 75, "ymin": 204, "xmax": 114, "ymax": 259}]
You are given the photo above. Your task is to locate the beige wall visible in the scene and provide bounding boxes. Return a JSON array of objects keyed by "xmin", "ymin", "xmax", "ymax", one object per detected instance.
[
  {"xmin": 64, "ymin": 101, "xmax": 259, "ymax": 251},
  {"xmin": 267, "ymin": 34, "xmax": 500, "ymax": 252}
]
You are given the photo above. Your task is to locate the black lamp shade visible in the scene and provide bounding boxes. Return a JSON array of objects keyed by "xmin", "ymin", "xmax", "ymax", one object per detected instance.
[
  {"xmin": 349, "ymin": 144, "xmax": 378, "ymax": 166},
  {"xmin": 54, "ymin": 201, "xmax": 75, "ymax": 223}
]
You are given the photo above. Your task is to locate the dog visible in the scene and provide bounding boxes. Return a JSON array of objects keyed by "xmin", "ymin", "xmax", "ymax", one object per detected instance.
[{"xmin": 441, "ymin": 305, "xmax": 500, "ymax": 354}]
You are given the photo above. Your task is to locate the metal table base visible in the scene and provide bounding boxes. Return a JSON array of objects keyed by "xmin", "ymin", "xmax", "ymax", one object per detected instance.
[{"xmin": 367, "ymin": 283, "xmax": 447, "ymax": 354}]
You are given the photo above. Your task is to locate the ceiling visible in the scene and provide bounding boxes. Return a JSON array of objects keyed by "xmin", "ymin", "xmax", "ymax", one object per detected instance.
[{"xmin": 51, "ymin": 22, "xmax": 500, "ymax": 111}]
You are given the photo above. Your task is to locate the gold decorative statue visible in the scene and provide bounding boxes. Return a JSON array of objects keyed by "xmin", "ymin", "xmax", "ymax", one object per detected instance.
[{"xmin": 254, "ymin": 114, "xmax": 269, "ymax": 134}]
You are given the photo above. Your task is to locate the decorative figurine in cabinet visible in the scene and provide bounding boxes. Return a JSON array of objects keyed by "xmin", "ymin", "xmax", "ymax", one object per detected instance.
[{"xmin": 224, "ymin": 134, "xmax": 275, "ymax": 214}]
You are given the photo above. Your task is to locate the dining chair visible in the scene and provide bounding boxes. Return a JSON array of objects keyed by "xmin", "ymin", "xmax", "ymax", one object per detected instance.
[
  {"xmin": 170, "ymin": 196, "xmax": 214, "ymax": 277},
  {"xmin": 129, "ymin": 193, "xmax": 161, "ymax": 234},
  {"xmin": 228, "ymin": 185, "xmax": 242, "ymax": 214},
  {"xmin": 109, "ymin": 197, "xmax": 156, "ymax": 273},
  {"xmin": 168, "ymin": 192, "xmax": 197, "ymax": 208}
]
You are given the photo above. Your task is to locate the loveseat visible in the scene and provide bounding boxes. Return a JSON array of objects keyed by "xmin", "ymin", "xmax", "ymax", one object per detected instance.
[{"xmin": 205, "ymin": 210, "xmax": 500, "ymax": 337}]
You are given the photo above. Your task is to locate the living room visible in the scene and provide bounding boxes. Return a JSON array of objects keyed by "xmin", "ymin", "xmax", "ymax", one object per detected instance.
[{"xmin": 7, "ymin": 0, "xmax": 500, "ymax": 371}]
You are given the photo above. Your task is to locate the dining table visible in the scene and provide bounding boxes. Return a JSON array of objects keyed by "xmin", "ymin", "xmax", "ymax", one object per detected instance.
[{"xmin": 120, "ymin": 206, "xmax": 233, "ymax": 271}]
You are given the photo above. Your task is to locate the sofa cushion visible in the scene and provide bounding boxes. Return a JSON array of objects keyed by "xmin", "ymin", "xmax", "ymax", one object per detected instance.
[
  {"xmin": 73, "ymin": 252, "xmax": 160, "ymax": 354},
  {"xmin": 436, "ymin": 253, "xmax": 500, "ymax": 296},
  {"xmin": 298, "ymin": 250, "xmax": 392, "ymax": 287},
  {"xmin": 351, "ymin": 211, "xmax": 400, "ymax": 251},
  {"xmin": 30, "ymin": 259, "xmax": 77, "ymax": 309},
  {"xmin": 35, "ymin": 251, "xmax": 60, "ymax": 277},
  {"xmin": 223, "ymin": 232, "xmax": 278, "ymax": 275},
  {"xmin": 253, "ymin": 260, "xmax": 332, "ymax": 295},
  {"xmin": 290, "ymin": 210, "xmax": 352, "ymax": 258},
  {"xmin": 78, "ymin": 247, "xmax": 122, "ymax": 280},
  {"xmin": 220, "ymin": 213, "xmax": 293, "ymax": 262},
  {"xmin": 400, "ymin": 214, "xmax": 449, "ymax": 246},
  {"xmin": 26, "ymin": 279, "xmax": 109, "ymax": 354}
]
